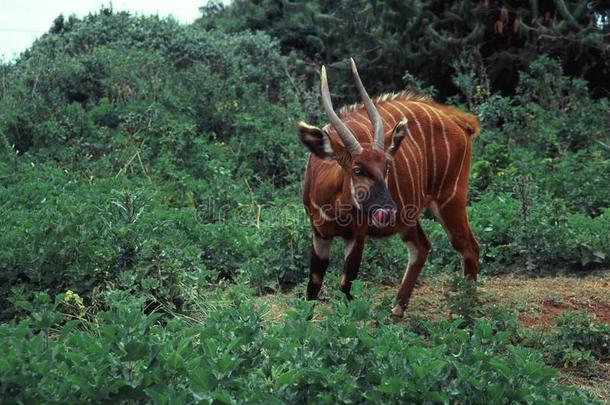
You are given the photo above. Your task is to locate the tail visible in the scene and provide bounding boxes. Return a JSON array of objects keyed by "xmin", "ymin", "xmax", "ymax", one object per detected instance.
[{"xmin": 447, "ymin": 110, "xmax": 480, "ymax": 137}]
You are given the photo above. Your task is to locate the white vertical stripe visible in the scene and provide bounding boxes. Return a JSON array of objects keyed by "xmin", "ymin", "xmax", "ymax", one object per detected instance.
[
  {"xmin": 351, "ymin": 111, "xmax": 374, "ymax": 141},
  {"xmin": 377, "ymin": 105, "xmax": 394, "ymax": 129},
  {"xmin": 387, "ymin": 103, "xmax": 424, "ymax": 207},
  {"xmin": 418, "ymin": 104, "xmax": 450, "ymax": 198},
  {"xmin": 393, "ymin": 106, "xmax": 425, "ymax": 200},
  {"xmin": 430, "ymin": 108, "xmax": 450, "ymax": 198},
  {"xmin": 398, "ymin": 103, "xmax": 428, "ymax": 196},
  {"xmin": 345, "ymin": 119, "xmax": 372, "ymax": 139},
  {"xmin": 440, "ymin": 132, "xmax": 468, "ymax": 210},
  {"xmin": 391, "ymin": 159, "xmax": 406, "ymax": 214},
  {"xmin": 403, "ymin": 126, "xmax": 422, "ymax": 207},
  {"xmin": 402, "ymin": 101, "xmax": 436, "ymax": 193},
  {"xmin": 399, "ymin": 147, "xmax": 416, "ymax": 207}
]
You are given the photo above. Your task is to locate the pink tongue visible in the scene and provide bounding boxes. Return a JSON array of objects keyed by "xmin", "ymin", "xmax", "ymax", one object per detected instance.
[{"xmin": 373, "ymin": 210, "xmax": 387, "ymax": 223}]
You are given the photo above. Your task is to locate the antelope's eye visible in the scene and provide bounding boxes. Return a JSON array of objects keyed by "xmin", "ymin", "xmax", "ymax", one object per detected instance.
[{"xmin": 353, "ymin": 166, "xmax": 363, "ymax": 175}]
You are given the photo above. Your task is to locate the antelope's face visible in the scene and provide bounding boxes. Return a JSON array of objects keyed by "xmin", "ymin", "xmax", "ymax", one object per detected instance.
[
  {"xmin": 349, "ymin": 150, "xmax": 396, "ymax": 227},
  {"xmin": 299, "ymin": 59, "xmax": 409, "ymax": 227}
]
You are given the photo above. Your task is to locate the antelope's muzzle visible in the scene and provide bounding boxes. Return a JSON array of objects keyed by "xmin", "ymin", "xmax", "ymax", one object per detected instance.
[
  {"xmin": 363, "ymin": 181, "xmax": 397, "ymax": 227},
  {"xmin": 372, "ymin": 208, "xmax": 396, "ymax": 225}
]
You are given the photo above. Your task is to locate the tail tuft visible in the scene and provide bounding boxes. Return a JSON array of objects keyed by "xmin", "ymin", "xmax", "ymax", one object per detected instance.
[{"xmin": 448, "ymin": 112, "xmax": 480, "ymax": 137}]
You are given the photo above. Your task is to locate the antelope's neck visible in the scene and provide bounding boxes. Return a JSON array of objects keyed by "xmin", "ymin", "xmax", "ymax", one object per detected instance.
[{"xmin": 309, "ymin": 162, "xmax": 354, "ymax": 221}]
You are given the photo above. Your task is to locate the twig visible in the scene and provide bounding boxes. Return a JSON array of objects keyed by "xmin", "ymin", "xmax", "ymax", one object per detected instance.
[
  {"xmin": 243, "ymin": 177, "xmax": 261, "ymax": 228},
  {"xmin": 136, "ymin": 150, "xmax": 152, "ymax": 182},
  {"xmin": 596, "ymin": 140, "xmax": 610, "ymax": 150},
  {"xmin": 115, "ymin": 140, "xmax": 145, "ymax": 177}
]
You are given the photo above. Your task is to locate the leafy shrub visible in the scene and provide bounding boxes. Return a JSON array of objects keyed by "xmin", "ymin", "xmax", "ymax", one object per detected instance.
[
  {"xmin": 547, "ymin": 311, "xmax": 610, "ymax": 362},
  {"xmin": 533, "ymin": 310, "xmax": 610, "ymax": 377},
  {"xmin": 0, "ymin": 10, "xmax": 306, "ymax": 188},
  {"xmin": 0, "ymin": 291, "xmax": 594, "ymax": 403},
  {"xmin": 444, "ymin": 274, "xmax": 481, "ymax": 325},
  {"xmin": 239, "ymin": 201, "xmax": 310, "ymax": 294}
]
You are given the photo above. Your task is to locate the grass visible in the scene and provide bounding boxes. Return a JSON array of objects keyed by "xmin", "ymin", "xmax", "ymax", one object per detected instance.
[{"xmin": 253, "ymin": 268, "xmax": 610, "ymax": 401}]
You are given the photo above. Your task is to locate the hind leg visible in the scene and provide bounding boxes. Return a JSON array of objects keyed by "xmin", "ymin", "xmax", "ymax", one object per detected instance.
[
  {"xmin": 431, "ymin": 200, "xmax": 479, "ymax": 279},
  {"xmin": 391, "ymin": 221, "xmax": 431, "ymax": 318}
]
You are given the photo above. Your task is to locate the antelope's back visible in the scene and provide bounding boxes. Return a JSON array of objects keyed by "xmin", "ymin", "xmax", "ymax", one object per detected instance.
[{"xmin": 334, "ymin": 93, "xmax": 479, "ymax": 211}]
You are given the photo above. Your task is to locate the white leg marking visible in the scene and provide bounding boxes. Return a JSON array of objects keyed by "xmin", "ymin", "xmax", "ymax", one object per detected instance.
[
  {"xmin": 429, "ymin": 201, "xmax": 453, "ymax": 244},
  {"xmin": 344, "ymin": 239, "xmax": 357, "ymax": 260},
  {"xmin": 312, "ymin": 203, "xmax": 333, "ymax": 222},
  {"xmin": 400, "ymin": 241, "xmax": 419, "ymax": 284},
  {"xmin": 459, "ymin": 252, "xmax": 465, "ymax": 273},
  {"xmin": 340, "ymin": 274, "xmax": 348, "ymax": 289},
  {"xmin": 313, "ymin": 233, "xmax": 332, "ymax": 259},
  {"xmin": 391, "ymin": 304, "xmax": 404, "ymax": 317},
  {"xmin": 349, "ymin": 179, "xmax": 361, "ymax": 209},
  {"xmin": 391, "ymin": 241, "xmax": 419, "ymax": 317}
]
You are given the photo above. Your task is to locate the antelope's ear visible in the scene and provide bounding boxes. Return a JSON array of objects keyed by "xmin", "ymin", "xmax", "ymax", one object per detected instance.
[
  {"xmin": 298, "ymin": 122, "xmax": 337, "ymax": 160},
  {"xmin": 387, "ymin": 118, "xmax": 408, "ymax": 156}
]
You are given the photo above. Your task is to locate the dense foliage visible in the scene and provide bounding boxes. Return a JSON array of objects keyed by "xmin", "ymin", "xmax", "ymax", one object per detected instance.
[
  {"xmin": 198, "ymin": 0, "xmax": 610, "ymax": 100},
  {"xmin": 0, "ymin": 286, "xmax": 596, "ymax": 403},
  {"xmin": 0, "ymin": 3, "xmax": 608, "ymax": 402}
]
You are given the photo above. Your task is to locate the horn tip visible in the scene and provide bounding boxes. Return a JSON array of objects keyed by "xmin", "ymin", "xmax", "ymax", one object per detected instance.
[
  {"xmin": 350, "ymin": 57, "xmax": 356, "ymax": 72},
  {"xmin": 320, "ymin": 65, "xmax": 327, "ymax": 86}
]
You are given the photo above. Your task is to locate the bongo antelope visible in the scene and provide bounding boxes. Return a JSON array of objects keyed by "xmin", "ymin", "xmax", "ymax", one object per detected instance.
[{"xmin": 298, "ymin": 59, "xmax": 480, "ymax": 317}]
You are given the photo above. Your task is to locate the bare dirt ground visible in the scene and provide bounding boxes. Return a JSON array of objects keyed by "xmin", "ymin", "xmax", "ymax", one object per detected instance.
[
  {"xmin": 407, "ymin": 270, "xmax": 610, "ymax": 327},
  {"xmin": 409, "ymin": 270, "xmax": 610, "ymax": 402},
  {"xmin": 256, "ymin": 269, "xmax": 610, "ymax": 401}
]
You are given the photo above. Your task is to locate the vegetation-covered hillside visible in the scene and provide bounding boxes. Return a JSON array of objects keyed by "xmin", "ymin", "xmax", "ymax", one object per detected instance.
[
  {"xmin": 0, "ymin": 3, "xmax": 609, "ymax": 403},
  {"xmin": 198, "ymin": 0, "xmax": 610, "ymax": 99}
]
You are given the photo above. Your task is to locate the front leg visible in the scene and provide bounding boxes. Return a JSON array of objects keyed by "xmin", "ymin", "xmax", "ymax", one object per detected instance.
[
  {"xmin": 307, "ymin": 232, "xmax": 332, "ymax": 300},
  {"xmin": 340, "ymin": 236, "xmax": 365, "ymax": 300}
]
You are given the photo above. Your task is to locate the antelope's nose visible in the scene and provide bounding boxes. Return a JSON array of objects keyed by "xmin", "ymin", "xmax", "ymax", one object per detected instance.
[{"xmin": 373, "ymin": 208, "xmax": 396, "ymax": 225}]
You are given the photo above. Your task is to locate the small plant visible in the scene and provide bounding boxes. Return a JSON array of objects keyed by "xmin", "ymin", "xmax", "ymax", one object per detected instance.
[
  {"xmin": 554, "ymin": 311, "xmax": 610, "ymax": 361},
  {"xmin": 541, "ymin": 310, "xmax": 610, "ymax": 377},
  {"xmin": 444, "ymin": 272, "xmax": 481, "ymax": 326}
]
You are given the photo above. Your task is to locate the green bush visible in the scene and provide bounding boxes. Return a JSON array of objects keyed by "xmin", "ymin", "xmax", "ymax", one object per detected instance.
[
  {"xmin": 532, "ymin": 310, "xmax": 610, "ymax": 377},
  {"xmin": 0, "ymin": 291, "xmax": 594, "ymax": 403},
  {"xmin": 547, "ymin": 311, "xmax": 610, "ymax": 362},
  {"xmin": 0, "ymin": 6, "xmax": 608, "ymax": 402},
  {"xmin": 0, "ymin": 11, "xmax": 306, "ymax": 188}
]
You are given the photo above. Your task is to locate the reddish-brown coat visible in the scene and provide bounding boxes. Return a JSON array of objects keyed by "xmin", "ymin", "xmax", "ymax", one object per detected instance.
[
  {"xmin": 303, "ymin": 94, "xmax": 477, "ymax": 238},
  {"xmin": 302, "ymin": 92, "xmax": 480, "ymax": 316}
]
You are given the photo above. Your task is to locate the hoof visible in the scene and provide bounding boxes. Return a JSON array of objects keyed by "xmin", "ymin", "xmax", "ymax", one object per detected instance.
[{"xmin": 390, "ymin": 304, "xmax": 405, "ymax": 319}]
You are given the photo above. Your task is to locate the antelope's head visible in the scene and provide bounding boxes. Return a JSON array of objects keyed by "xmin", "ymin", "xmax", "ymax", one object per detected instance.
[{"xmin": 298, "ymin": 59, "xmax": 408, "ymax": 227}]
